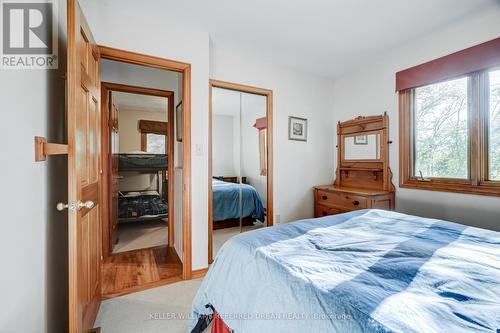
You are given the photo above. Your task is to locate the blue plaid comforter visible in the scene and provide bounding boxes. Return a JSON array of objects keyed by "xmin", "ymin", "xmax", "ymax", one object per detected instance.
[
  {"xmin": 212, "ymin": 179, "xmax": 265, "ymax": 222},
  {"xmin": 191, "ymin": 209, "xmax": 500, "ymax": 333}
]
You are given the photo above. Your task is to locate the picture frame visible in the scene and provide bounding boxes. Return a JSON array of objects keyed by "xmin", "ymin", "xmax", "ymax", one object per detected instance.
[
  {"xmin": 288, "ymin": 116, "xmax": 308, "ymax": 141},
  {"xmin": 354, "ymin": 135, "xmax": 368, "ymax": 145},
  {"xmin": 176, "ymin": 101, "xmax": 183, "ymax": 142}
]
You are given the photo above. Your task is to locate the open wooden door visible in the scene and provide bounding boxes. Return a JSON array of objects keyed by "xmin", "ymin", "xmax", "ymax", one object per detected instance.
[{"xmin": 67, "ymin": 0, "xmax": 102, "ymax": 332}]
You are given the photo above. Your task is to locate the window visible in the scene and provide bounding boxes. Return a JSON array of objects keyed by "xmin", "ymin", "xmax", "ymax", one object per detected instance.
[
  {"xmin": 398, "ymin": 37, "xmax": 500, "ymax": 195},
  {"xmin": 413, "ymin": 77, "xmax": 469, "ymax": 179},
  {"xmin": 399, "ymin": 69, "xmax": 500, "ymax": 196},
  {"xmin": 489, "ymin": 69, "xmax": 500, "ymax": 181},
  {"xmin": 138, "ymin": 119, "xmax": 167, "ymax": 154},
  {"xmin": 145, "ymin": 133, "xmax": 166, "ymax": 154}
]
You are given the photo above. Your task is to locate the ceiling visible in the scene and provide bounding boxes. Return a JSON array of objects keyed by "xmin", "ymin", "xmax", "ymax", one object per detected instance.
[
  {"xmin": 83, "ymin": 0, "xmax": 499, "ymax": 79},
  {"xmin": 113, "ymin": 91, "xmax": 167, "ymax": 113}
]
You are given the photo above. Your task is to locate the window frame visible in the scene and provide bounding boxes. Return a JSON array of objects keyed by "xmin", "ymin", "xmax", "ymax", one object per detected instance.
[
  {"xmin": 138, "ymin": 119, "xmax": 168, "ymax": 153},
  {"xmin": 399, "ymin": 68, "xmax": 500, "ymax": 196},
  {"xmin": 141, "ymin": 132, "xmax": 167, "ymax": 154}
]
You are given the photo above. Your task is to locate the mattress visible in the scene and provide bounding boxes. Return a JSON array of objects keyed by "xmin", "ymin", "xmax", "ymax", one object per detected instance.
[
  {"xmin": 118, "ymin": 190, "xmax": 167, "ymax": 220},
  {"xmin": 212, "ymin": 179, "xmax": 265, "ymax": 222},
  {"xmin": 118, "ymin": 153, "xmax": 167, "ymax": 171},
  {"xmin": 191, "ymin": 209, "xmax": 500, "ymax": 333}
]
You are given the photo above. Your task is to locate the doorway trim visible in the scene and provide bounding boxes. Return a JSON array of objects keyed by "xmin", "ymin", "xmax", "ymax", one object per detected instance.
[
  {"xmin": 99, "ymin": 45, "xmax": 192, "ymax": 279},
  {"xmin": 100, "ymin": 82, "xmax": 175, "ymax": 257},
  {"xmin": 208, "ymin": 79, "xmax": 273, "ymax": 264}
]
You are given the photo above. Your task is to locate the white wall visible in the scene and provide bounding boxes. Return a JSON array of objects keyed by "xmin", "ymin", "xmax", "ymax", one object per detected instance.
[
  {"xmin": 232, "ymin": 113, "xmax": 241, "ymax": 177},
  {"xmin": 118, "ymin": 108, "xmax": 166, "ymax": 153},
  {"xmin": 81, "ymin": 1, "xmax": 210, "ymax": 270},
  {"xmin": 331, "ymin": 6, "xmax": 500, "ymax": 231},
  {"xmin": 0, "ymin": 1, "xmax": 68, "ymax": 332},
  {"xmin": 240, "ymin": 93, "xmax": 268, "ymax": 207},
  {"xmin": 211, "ymin": 45, "xmax": 336, "ymax": 223},
  {"xmin": 212, "ymin": 115, "xmax": 235, "ymax": 176}
]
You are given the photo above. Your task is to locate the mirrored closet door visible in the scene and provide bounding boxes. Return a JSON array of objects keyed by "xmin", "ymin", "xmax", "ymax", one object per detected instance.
[{"xmin": 209, "ymin": 81, "xmax": 272, "ymax": 262}]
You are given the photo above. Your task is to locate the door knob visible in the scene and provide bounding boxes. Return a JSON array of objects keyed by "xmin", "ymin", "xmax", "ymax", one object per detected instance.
[
  {"xmin": 56, "ymin": 202, "xmax": 71, "ymax": 211},
  {"xmin": 77, "ymin": 200, "xmax": 95, "ymax": 210},
  {"xmin": 56, "ymin": 200, "xmax": 94, "ymax": 212}
]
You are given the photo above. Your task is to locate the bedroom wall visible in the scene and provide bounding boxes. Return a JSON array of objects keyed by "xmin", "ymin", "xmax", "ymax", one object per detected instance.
[
  {"xmin": 240, "ymin": 93, "xmax": 268, "ymax": 207},
  {"xmin": 232, "ymin": 113, "xmax": 241, "ymax": 178},
  {"xmin": 212, "ymin": 114, "xmax": 235, "ymax": 176},
  {"xmin": 331, "ymin": 6, "xmax": 500, "ymax": 231},
  {"xmin": 0, "ymin": 1, "xmax": 68, "ymax": 332},
  {"xmin": 210, "ymin": 45, "xmax": 336, "ymax": 223},
  {"xmin": 81, "ymin": 1, "xmax": 210, "ymax": 270},
  {"xmin": 118, "ymin": 108, "xmax": 166, "ymax": 153}
]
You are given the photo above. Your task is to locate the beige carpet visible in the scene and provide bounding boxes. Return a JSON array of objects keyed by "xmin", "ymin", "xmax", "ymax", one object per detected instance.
[
  {"xmin": 96, "ymin": 223, "xmax": 263, "ymax": 332},
  {"xmin": 95, "ymin": 278, "xmax": 203, "ymax": 333},
  {"xmin": 212, "ymin": 223, "xmax": 264, "ymax": 258},
  {"xmin": 113, "ymin": 219, "xmax": 168, "ymax": 253}
]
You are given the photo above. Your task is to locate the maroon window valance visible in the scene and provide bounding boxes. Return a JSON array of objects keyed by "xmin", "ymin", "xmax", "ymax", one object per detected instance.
[
  {"xmin": 396, "ymin": 37, "xmax": 500, "ymax": 91},
  {"xmin": 253, "ymin": 117, "xmax": 267, "ymax": 130}
]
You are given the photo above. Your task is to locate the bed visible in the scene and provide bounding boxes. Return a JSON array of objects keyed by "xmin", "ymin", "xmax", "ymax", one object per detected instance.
[
  {"xmin": 212, "ymin": 178, "xmax": 265, "ymax": 225},
  {"xmin": 118, "ymin": 153, "xmax": 167, "ymax": 171},
  {"xmin": 118, "ymin": 190, "xmax": 167, "ymax": 223},
  {"xmin": 191, "ymin": 209, "xmax": 500, "ymax": 333}
]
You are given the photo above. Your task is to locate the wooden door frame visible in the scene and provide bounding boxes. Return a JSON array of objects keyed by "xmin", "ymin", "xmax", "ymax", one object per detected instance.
[
  {"xmin": 99, "ymin": 45, "xmax": 192, "ymax": 280},
  {"xmin": 208, "ymin": 79, "xmax": 274, "ymax": 264},
  {"xmin": 100, "ymin": 82, "xmax": 175, "ymax": 257}
]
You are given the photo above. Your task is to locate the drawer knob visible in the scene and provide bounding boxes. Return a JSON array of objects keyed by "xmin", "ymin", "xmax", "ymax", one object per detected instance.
[
  {"xmin": 322, "ymin": 195, "xmax": 328, "ymax": 200},
  {"xmin": 322, "ymin": 211, "xmax": 327, "ymax": 216},
  {"xmin": 352, "ymin": 200, "xmax": 360, "ymax": 206}
]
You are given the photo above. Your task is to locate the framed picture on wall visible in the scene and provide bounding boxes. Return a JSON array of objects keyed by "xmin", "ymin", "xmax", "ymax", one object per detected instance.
[
  {"xmin": 176, "ymin": 101, "xmax": 183, "ymax": 142},
  {"xmin": 354, "ymin": 135, "xmax": 368, "ymax": 145},
  {"xmin": 288, "ymin": 116, "xmax": 307, "ymax": 141}
]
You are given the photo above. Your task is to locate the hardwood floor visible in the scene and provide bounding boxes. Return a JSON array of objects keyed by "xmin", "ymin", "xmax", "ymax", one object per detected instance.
[{"xmin": 102, "ymin": 245, "xmax": 183, "ymax": 299}]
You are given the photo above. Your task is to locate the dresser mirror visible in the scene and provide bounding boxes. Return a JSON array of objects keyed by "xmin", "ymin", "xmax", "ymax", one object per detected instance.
[
  {"xmin": 334, "ymin": 113, "xmax": 395, "ymax": 192},
  {"xmin": 313, "ymin": 113, "xmax": 395, "ymax": 219},
  {"xmin": 343, "ymin": 133, "xmax": 380, "ymax": 161}
]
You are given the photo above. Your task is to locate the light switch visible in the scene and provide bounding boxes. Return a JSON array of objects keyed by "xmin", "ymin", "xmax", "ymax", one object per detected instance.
[{"xmin": 195, "ymin": 144, "xmax": 204, "ymax": 156}]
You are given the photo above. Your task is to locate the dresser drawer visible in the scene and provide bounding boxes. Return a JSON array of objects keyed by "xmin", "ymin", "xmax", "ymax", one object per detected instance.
[
  {"xmin": 315, "ymin": 204, "xmax": 346, "ymax": 218},
  {"xmin": 316, "ymin": 190, "xmax": 367, "ymax": 210}
]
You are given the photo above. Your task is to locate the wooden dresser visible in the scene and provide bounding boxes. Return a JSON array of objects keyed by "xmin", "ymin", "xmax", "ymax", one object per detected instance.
[
  {"xmin": 314, "ymin": 114, "xmax": 396, "ymax": 217},
  {"xmin": 314, "ymin": 186, "xmax": 395, "ymax": 217}
]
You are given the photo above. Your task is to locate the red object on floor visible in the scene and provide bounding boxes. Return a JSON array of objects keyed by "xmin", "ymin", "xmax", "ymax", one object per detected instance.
[{"xmin": 211, "ymin": 311, "xmax": 232, "ymax": 333}]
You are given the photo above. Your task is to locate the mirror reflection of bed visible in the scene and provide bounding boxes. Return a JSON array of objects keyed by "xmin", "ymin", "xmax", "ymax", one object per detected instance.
[
  {"xmin": 111, "ymin": 91, "xmax": 170, "ymax": 253},
  {"xmin": 211, "ymin": 86, "xmax": 269, "ymax": 257}
]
